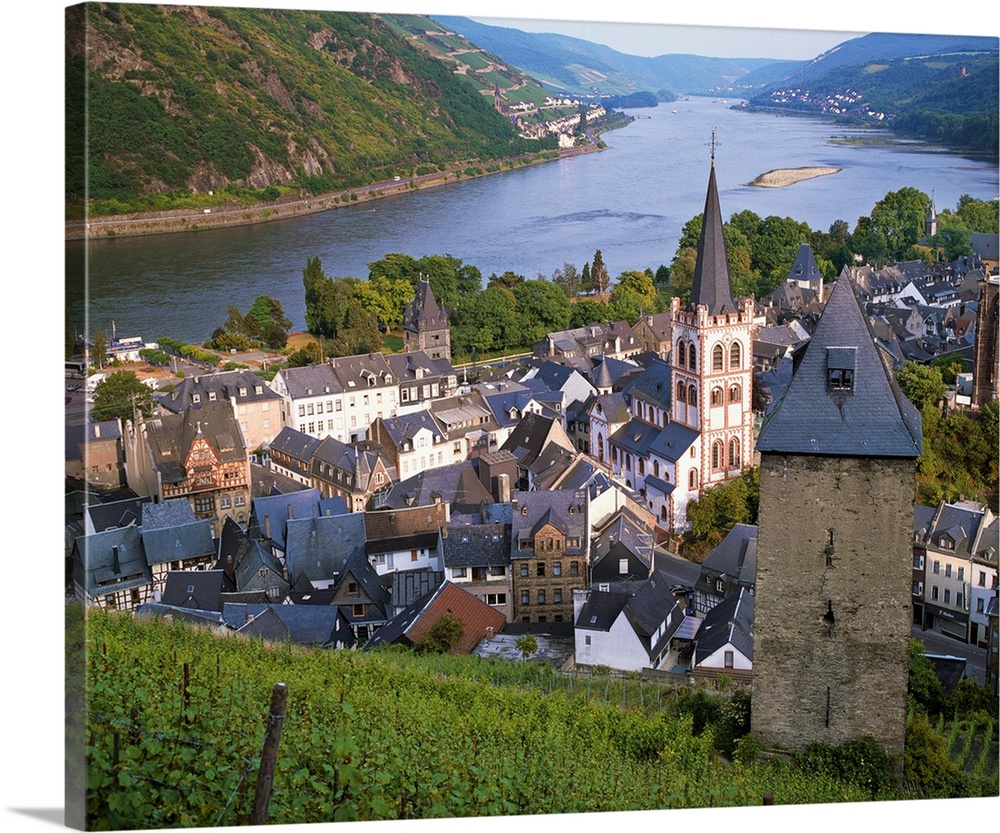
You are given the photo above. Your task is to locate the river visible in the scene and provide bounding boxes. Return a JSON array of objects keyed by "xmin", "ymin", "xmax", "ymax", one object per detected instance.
[{"xmin": 68, "ymin": 97, "xmax": 998, "ymax": 344}]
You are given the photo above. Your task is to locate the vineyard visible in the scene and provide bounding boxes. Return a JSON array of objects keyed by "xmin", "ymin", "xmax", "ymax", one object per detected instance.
[{"xmin": 74, "ymin": 609, "xmax": 994, "ymax": 829}]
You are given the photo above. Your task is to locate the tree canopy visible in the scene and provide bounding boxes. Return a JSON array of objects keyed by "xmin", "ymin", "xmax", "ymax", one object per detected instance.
[{"xmin": 90, "ymin": 370, "xmax": 154, "ymax": 425}]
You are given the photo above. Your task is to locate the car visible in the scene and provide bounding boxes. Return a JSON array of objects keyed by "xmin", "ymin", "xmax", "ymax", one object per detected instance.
[{"xmin": 67, "ymin": 383, "xmax": 81, "ymax": 392}]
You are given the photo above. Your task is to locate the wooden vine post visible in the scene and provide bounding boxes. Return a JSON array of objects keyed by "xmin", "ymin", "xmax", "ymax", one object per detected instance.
[{"xmin": 251, "ymin": 682, "xmax": 289, "ymax": 825}]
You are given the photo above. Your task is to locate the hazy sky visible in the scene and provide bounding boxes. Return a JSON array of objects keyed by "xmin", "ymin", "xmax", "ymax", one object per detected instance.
[{"xmin": 466, "ymin": 16, "xmax": 861, "ymax": 61}]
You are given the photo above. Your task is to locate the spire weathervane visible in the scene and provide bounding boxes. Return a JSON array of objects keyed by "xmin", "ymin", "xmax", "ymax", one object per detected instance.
[{"xmin": 710, "ymin": 127, "xmax": 718, "ymax": 162}]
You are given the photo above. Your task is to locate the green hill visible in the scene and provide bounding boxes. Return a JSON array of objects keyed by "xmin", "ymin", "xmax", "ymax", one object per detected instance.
[{"xmin": 65, "ymin": 5, "xmax": 554, "ymax": 218}]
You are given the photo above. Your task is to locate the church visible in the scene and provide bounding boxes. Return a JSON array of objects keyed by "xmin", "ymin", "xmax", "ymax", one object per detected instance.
[{"xmin": 605, "ymin": 147, "xmax": 754, "ymax": 532}]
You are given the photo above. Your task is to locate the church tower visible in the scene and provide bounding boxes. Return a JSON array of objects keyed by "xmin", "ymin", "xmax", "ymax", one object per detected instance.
[
  {"xmin": 403, "ymin": 279, "xmax": 451, "ymax": 362},
  {"xmin": 669, "ymin": 145, "xmax": 755, "ymax": 497},
  {"xmin": 751, "ymin": 274, "xmax": 922, "ymax": 757}
]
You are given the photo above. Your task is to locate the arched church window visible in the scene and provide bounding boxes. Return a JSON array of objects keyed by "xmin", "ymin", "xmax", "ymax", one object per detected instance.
[
  {"xmin": 712, "ymin": 344, "xmax": 724, "ymax": 372},
  {"xmin": 688, "ymin": 385, "xmax": 698, "ymax": 407},
  {"xmin": 729, "ymin": 438, "xmax": 741, "ymax": 469},
  {"xmin": 730, "ymin": 341, "xmax": 742, "ymax": 370},
  {"xmin": 688, "ymin": 343, "xmax": 697, "ymax": 371},
  {"xmin": 689, "ymin": 469, "xmax": 698, "ymax": 489},
  {"xmin": 729, "ymin": 384, "xmax": 741, "ymax": 403},
  {"xmin": 677, "ymin": 381, "xmax": 687, "ymax": 403},
  {"xmin": 711, "ymin": 387, "xmax": 723, "ymax": 406},
  {"xmin": 677, "ymin": 341, "xmax": 686, "ymax": 367},
  {"xmin": 712, "ymin": 440, "xmax": 723, "ymax": 469},
  {"xmin": 653, "ymin": 460, "xmax": 660, "ymax": 478}
]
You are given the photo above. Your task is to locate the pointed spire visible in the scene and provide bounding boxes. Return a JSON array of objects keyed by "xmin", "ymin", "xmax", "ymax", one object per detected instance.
[{"xmin": 689, "ymin": 137, "xmax": 736, "ymax": 316}]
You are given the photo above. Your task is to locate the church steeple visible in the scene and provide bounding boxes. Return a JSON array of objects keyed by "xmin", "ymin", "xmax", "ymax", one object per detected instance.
[{"xmin": 689, "ymin": 135, "xmax": 736, "ymax": 316}]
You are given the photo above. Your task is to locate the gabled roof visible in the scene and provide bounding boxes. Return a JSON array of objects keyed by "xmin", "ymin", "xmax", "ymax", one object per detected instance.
[
  {"xmin": 689, "ymin": 159, "xmax": 737, "ymax": 316},
  {"xmin": 389, "ymin": 569, "xmax": 445, "ymax": 612},
  {"xmin": 381, "ymin": 460, "xmax": 493, "ymax": 516},
  {"xmin": 621, "ymin": 358, "xmax": 672, "ymax": 410},
  {"xmin": 575, "ymin": 590, "xmax": 629, "ymax": 632},
  {"xmin": 234, "ymin": 539, "xmax": 286, "ymax": 592},
  {"xmin": 786, "ymin": 243, "xmax": 823, "ymax": 284},
  {"xmin": 441, "ymin": 524, "xmax": 511, "ymax": 568},
  {"xmin": 366, "ymin": 580, "xmax": 506, "ymax": 654},
  {"xmin": 140, "ymin": 400, "xmax": 247, "ymax": 484},
  {"xmin": 500, "ymin": 412, "xmax": 574, "ymax": 468},
  {"xmin": 756, "ymin": 274, "xmax": 923, "ymax": 458},
  {"xmin": 510, "ymin": 489, "xmax": 586, "ymax": 556},
  {"xmin": 161, "ymin": 570, "xmax": 231, "ymax": 612},
  {"xmin": 250, "ymin": 488, "xmax": 325, "ymax": 549},
  {"xmin": 385, "ymin": 350, "xmax": 455, "ymax": 382},
  {"xmin": 694, "ymin": 586, "xmax": 754, "ymax": 665},
  {"xmin": 224, "ymin": 603, "xmax": 355, "ymax": 648},
  {"xmin": 140, "ymin": 504, "xmax": 215, "ymax": 568},
  {"xmin": 160, "ymin": 369, "xmax": 280, "ymax": 413},
  {"xmin": 648, "ymin": 422, "xmax": 700, "ymax": 462},
  {"xmin": 270, "ymin": 427, "xmax": 322, "ymax": 464},
  {"xmin": 699, "ymin": 523, "xmax": 758, "ymax": 590},
  {"xmin": 273, "ymin": 362, "xmax": 342, "ymax": 400},
  {"xmin": 85, "ymin": 496, "xmax": 151, "ymax": 533},
  {"xmin": 284, "ymin": 512, "xmax": 366, "ymax": 586},
  {"xmin": 73, "ymin": 525, "xmax": 152, "ymax": 595}
]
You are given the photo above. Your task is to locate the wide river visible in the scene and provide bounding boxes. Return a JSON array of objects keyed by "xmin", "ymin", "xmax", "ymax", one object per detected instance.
[{"xmin": 69, "ymin": 97, "xmax": 998, "ymax": 344}]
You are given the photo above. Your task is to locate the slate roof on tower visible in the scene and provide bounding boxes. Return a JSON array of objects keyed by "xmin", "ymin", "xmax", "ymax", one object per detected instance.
[
  {"xmin": 404, "ymin": 279, "xmax": 448, "ymax": 331},
  {"xmin": 689, "ymin": 159, "xmax": 737, "ymax": 316},
  {"xmin": 756, "ymin": 274, "xmax": 922, "ymax": 458}
]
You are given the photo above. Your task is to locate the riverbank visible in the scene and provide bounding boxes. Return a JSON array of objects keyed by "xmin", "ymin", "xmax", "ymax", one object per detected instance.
[
  {"xmin": 748, "ymin": 166, "xmax": 842, "ymax": 188},
  {"xmin": 66, "ymin": 144, "xmax": 602, "ymax": 241}
]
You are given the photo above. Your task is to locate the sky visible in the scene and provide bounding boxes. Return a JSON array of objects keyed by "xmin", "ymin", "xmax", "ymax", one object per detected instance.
[{"xmin": 3, "ymin": 2, "xmax": 997, "ymax": 833}]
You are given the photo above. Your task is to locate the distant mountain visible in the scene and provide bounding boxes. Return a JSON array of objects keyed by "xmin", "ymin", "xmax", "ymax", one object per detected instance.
[
  {"xmin": 743, "ymin": 32, "xmax": 998, "ymax": 154},
  {"xmin": 431, "ymin": 15, "xmax": 795, "ymax": 96}
]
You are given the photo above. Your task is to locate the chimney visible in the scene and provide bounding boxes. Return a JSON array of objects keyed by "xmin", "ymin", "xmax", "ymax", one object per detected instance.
[
  {"xmin": 264, "ymin": 515, "xmax": 271, "ymax": 540},
  {"xmin": 111, "ymin": 545, "xmax": 121, "ymax": 574},
  {"xmin": 287, "ymin": 504, "xmax": 294, "ymax": 519},
  {"xmin": 94, "ymin": 424, "xmax": 101, "ymax": 439},
  {"xmin": 497, "ymin": 473, "xmax": 511, "ymax": 504}
]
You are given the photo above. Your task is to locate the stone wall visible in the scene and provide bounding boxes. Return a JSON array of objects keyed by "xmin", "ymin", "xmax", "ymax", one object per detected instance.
[{"xmin": 751, "ymin": 452, "xmax": 916, "ymax": 758}]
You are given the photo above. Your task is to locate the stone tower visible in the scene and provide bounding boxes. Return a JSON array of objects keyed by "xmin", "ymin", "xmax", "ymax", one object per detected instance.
[
  {"xmin": 972, "ymin": 276, "xmax": 999, "ymax": 410},
  {"xmin": 751, "ymin": 274, "xmax": 922, "ymax": 757},
  {"xmin": 669, "ymin": 150, "xmax": 755, "ymax": 496},
  {"xmin": 403, "ymin": 279, "xmax": 451, "ymax": 362}
]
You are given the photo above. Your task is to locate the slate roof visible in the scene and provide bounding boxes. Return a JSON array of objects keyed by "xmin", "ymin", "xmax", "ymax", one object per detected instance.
[
  {"xmin": 694, "ymin": 586, "xmax": 754, "ymax": 665},
  {"xmin": 786, "ymin": 243, "xmax": 823, "ymax": 284},
  {"xmin": 234, "ymin": 539, "xmax": 286, "ymax": 592},
  {"xmin": 140, "ymin": 401, "xmax": 247, "ymax": 485},
  {"xmin": 920, "ymin": 501, "xmax": 992, "ymax": 558},
  {"xmin": 575, "ymin": 590, "xmax": 629, "ymax": 632},
  {"xmin": 756, "ymin": 274, "xmax": 923, "ymax": 458},
  {"xmin": 592, "ymin": 508, "xmax": 655, "ymax": 566},
  {"xmin": 441, "ymin": 524, "xmax": 511, "ymax": 568},
  {"xmin": 510, "ymin": 489, "xmax": 587, "ymax": 557},
  {"xmin": 140, "ymin": 500, "xmax": 215, "ymax": 567},
  {"xmin": 159, "ymin": 369, "xmax": 280, "ymax": 414},
  {"xmin": 366, "ymin": 581, "xmax": 506, "ymax": 653},
  {"xmin": 223, "ymin": 603, "xmax": 355, "ymax": 648},
  {"xmin": 689, "ymin": 159, "xmax": 737, "ymax": 316},
  {"xmin": 270, "ymin": 427, "xmax": 322, "ymax": 465},
  {"xmin": 648, "ymin": 422, "xmax": 700, "ymax": 462},
  {"xmin": 380, "ymin": 460, "xmax": 493, "ymax": 516},
  {"xmin": 389, "ymin": 569, "xmax": 445, "ymax": 612},
  {"xmin": 273, "ymin": 363, "xmax": 342, "ymax": 399},
  {"xmin": 385, "ymin": 350, "xmax": 455, "ymax": 384},
  {"xmin": 697, "ymin": 523, "xmax": 757, "ymax": 595},
  {"xmin": 375, "ymin": 411, "xmax": 445, "ymax": 448},
  {"xmin": 610, "ymin": 418, "xmax": 661, "ymax": 457},
  {"xmin": 160, "ymin": 570, "xmax": 231, "ymax": 611},
  {"xmin": 403, "ymin": 279, "xmax": 448, "ymax": 331},
  {"xmin": 250, "ymin": 488, "xmax": 325, "ymax": 549},
  {"xmin": 74, "ymin": 525, "xmax": 152, "ymax": 596},
  {"xmin": 85, "ymin": 496, "xmax": 150, "ymax": 533},
  {"xmin": 283, "ymin": 512, "xmax": 366, "ymax": 586},
  {"xmin": 621, "ymin": 358, "xmax": 672, "ymax": 410}
]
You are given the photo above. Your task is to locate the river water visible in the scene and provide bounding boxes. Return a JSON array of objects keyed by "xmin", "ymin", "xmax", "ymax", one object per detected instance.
[{"xmin": 68, "ymin": 97, "xmax": 998, "ymax": 344}]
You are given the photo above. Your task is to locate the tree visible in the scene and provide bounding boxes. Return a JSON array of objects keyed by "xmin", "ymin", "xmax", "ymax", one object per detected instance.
[
  {"xmin": 247, "ymin": 296, "xmax": 292, "ymax": 348},
  {"xmin": 589, "ymin": 249, "xmax": 609, "ymax": 295},
  {"xmin": 612, "ymin": 270, "xmax": 657, "ymax": 310},
  {"xmin": 91, "ymin": 329, "xmax": 108, "ymax": 369},
  {"xmin": 852, "ymin": 215, "xmax": 890, "ymax": 269},
  {"xmin": 955, "ymin": 194, "xmax": 999, "ymax": 234},
  {"xmin": 869, "ymin": 187, "xmax": 930, "ymax": 260},
  {"xmin": 552, "ymin": 263, "xmax": 582, "ymax": 298},
  {"xmin": 936, "ymin": 225, "xmax": 973, "ymax": 261},
  {"xmin": 668, "ymin": 248, "xmax": 697, "ymax": 302},
  {"xmin": 515, "ymin": 633, "xmax": 538, "ymax": 659},
  {"xmin": 418, "ymin": 614, "xmax": 464, "ymax": 654},
  {"xmin": 90, "ymin": 370, "xmax": 154, "ymax": 425},
  {"xmin": 512, "ymin": 279, "xmax": 572, "ymax": 345},
  {"xmin": 352, "ymin": 275, "xmax": 414, "ymax": 333},
  {"xmin": 487, "ymin": 270, "xmax": 525, "ymax": 292},
  {"xmin": 895, "ymin": 361, "xmax": 947, "ymax": 411}
]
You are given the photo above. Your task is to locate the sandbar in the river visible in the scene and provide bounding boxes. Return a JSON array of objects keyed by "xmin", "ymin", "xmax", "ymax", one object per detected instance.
[{"xmin": 749, "ymin": 166, "xmax": 842, "ymax": 188}]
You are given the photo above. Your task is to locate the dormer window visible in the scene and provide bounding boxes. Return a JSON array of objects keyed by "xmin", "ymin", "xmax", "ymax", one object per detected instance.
[
  {"xmin": 192, "ymin": 394, "xmax": 200, "ymax": 403},
  {"xmin": 208, "ymin": 391, "xmax": 217, "ymax": 401},
  {"xmin": 827, "ymin": 347, "xmax": 856, "ymax": 392}
]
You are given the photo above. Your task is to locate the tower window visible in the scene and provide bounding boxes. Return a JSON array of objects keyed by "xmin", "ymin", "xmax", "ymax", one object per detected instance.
[
  {"xmin": 712, "ymin": 344, "xmax": 724, "ymax": 372},
  {"xmin": 677, "ymin": 381, "xmax": 687, "ymax": 403},
  {"xmin": 730, "ymin": 342, "xmax": 742, "ymax": 370},
  {"xmin": 688, "ymin": 344, "xmax": 697, "ymax": 371},
  {"xmin": 826, "ymin": 347, "xmax": 856, "ymax": 392},
  {"xmin": 677, "ymin": 341, "xmax": 686, "ymax": 367},
  {"xmin": 688, "ymin": 385, "xmax": 698, "ymax": 407}
]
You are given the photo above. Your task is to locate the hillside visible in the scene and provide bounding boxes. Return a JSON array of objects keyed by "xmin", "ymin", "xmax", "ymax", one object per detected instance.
[
  {"xmin": 744, "ymin": 32, "xmax": 999, "ymax": 154},
  {"xmin": 75, "ymin": 607, "xmax": 891, "ymax": 828},
  {"xmin": 66, "ymin": 5, "xmax": 555, "ymax": 219},
  {"xmin": 431, "ymin": 15, "xmax": 793, "ymax": 97}
]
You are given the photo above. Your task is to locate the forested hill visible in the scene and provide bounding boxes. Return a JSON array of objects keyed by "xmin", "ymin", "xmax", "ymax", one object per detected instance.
[
  {"xmin": 743, "ymin": 32, "xmax": 998, "ymax": 155},
  {"xmin": 66, "ymin": 5, "xmax": 548, "ymax": 217}
]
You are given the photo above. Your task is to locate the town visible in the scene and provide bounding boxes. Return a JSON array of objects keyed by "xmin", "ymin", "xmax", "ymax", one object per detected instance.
[{"xmin": 66, "ymin": 160, "xmax": 998, "ymax": 775}]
